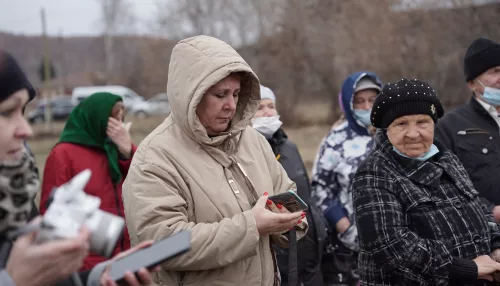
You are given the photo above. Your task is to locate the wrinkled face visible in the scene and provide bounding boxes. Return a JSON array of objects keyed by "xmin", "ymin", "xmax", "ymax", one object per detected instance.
[
  {"xmin": 469, "ymin": 65, "xmax": 500, "ymax": 95},
  {"xmin": 387, "ymin": 114, "xmax": 434, "ymax": 158},
  {"xmin": 0, "ymin": 89, "xmax": 33, "ymax": 162},
  {"xmin": 111, "ymin": 101, "xmax": 125, "ymax": 121},
  {"xmin": 196, "ymin": 74, "xmax": 241, "ymax": 136},
  {"xmin": 254, "ymin": 99, "xmax": 277, "ymax": 118},
  {"xmin": 353, "ymin": 89, "xmax": 378, "ymax": 110}
]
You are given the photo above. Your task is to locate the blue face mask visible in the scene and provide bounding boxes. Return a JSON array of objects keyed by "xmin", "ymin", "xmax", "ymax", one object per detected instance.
[
  {"xmin": 353, "ymin": 109, "xmax": 372, "ymax": 128},
  {"xmin": 478, "ymin": 80, "xmax": 500, "ymax": 106},
  {"xmin": 393, "ymin": 144, "xmax": 440, "ymax": 161}
]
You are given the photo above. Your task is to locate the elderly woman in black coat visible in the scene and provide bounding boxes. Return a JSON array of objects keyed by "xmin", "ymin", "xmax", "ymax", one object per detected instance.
[{"xmin": 353, "ymin": 78, "xmax": 500, "ymax": 285}]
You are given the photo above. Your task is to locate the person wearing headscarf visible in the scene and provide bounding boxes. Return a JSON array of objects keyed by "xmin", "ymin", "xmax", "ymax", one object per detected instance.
[
  {"xmin": 0, "ymin": 50, "xmax": 155, "ymax": 286},
  {"xmin": 40, "ymin": 92, "xmax": 136, "ymax": 270},
  {"xmin": 311, "ymin": 72, "xmax": 382, "ymax": 284}
]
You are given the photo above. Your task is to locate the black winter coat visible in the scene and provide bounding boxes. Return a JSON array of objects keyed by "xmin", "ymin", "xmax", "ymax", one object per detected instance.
[
  {"xmin": 436, "ymin": 98, "xmax": 500, "ymax": 209},
  {"xmin": 268, "ymin": 129, "xmax": 327, "ymax": 286},
  {"xmin": 353, "ymin": 130, "xmax": 500, "ymax": 285}
]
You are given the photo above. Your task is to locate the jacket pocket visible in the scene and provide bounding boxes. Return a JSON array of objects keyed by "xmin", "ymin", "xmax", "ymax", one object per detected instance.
[
  {"xmin": 407, "ymin": 192, "xmax": 459, "ymax": 211},
  {"xmin": 457, "ymin": 132, "xmax": 499, "ymax": 168},
  {"xmin": 405, "ymin": 190, "xmax": 435, "ymax": 212}
]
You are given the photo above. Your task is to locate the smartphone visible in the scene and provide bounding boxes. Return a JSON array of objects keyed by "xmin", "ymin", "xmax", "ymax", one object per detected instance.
[
  {"xmin": 268, "ymin": 190, "xmax": 308, "ymax": 212},
  {"xmin": 108, "ymin": 231, "xmax": 191, "ymax": 284}
]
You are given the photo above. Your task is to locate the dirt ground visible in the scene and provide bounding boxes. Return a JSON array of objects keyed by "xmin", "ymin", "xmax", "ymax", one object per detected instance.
[{"xmin": 28, "ymin": 115, "xmax": 331, "ymax": 204}]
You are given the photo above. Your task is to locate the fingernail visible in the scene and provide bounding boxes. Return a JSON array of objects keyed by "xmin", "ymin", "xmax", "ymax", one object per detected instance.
[
  {"xmin": 298, "ymin": 219, "xmax": 302, "ymax": 224},
  {"xmin": 277, "ymin": 204, "xmax": 282, "ymax": 209},
  {"xmin": 263, "ymin": 192, "xmax": 268, "ymax": 196},
  {"xmin": 301, "ymin": 213, "xmax": 306, "ymax": 218},
  {"xmin": 301, "ymin": 211, "xmax": 306, "ymax": 216},
  {"xmin": 267, "ymin": 200, "xmax": 272, "ymax": 205}
]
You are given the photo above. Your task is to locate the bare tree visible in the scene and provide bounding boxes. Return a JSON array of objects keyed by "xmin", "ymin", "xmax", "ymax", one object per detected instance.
[
  {"xmin": 97, "ymin": 0, "xmax": 136, "ymax": 83},
  {"xmin": 155, "ymin": 1, "xmax": 223, "ymax": 41},
  {"xmin": 154, "ymin": 0, "xmax": 283, "ymax": 47},
  {"xmin": 151, "ymin": 0, "xmax": 500, "ymax": 125}
]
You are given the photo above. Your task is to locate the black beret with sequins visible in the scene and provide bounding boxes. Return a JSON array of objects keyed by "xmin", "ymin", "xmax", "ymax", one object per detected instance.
[{"xmin": 370, "ymin": 78, "xmax": 444, "ymax": 128}]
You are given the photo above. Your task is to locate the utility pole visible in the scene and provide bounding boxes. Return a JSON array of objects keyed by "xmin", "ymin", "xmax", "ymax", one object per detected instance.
[
  {"xmin": 59, "ymin": 28, "xmax": 67, "ymax": 94},
  {"xmin": 41, "ymin": 7, "xmax": 53, "ymax": 133},
  {"xmin": 103, "ymin": 0, "xmax": 114, "ymax": 84}
]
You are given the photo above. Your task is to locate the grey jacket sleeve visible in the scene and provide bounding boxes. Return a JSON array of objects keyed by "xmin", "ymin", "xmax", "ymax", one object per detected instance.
[{"xmin": 0, "ymin": 269, "xmax": 16, "ymax": 286}]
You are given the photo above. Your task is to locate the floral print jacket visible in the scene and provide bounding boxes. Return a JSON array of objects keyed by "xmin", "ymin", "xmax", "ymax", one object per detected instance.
[
  {"xmin": 311, "ymin": 121, "xmax": 374, "ymax": 250},
  {"xmin": 311, "ymin": 71, "xmax": 382, "ymax": 251}
]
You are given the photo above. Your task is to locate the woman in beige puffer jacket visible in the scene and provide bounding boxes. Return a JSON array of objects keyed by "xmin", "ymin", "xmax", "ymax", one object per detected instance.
[{"xmin": 122, "ymin": 35, "xmax": 308, "ymax": 286}]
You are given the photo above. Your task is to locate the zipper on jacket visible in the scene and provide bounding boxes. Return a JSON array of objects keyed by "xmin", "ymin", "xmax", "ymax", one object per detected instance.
[
  {"xmin": 228, "ymin": 179, "xmax": 240, "ymax": 194},
  {"xmin": 235, "ymin": 163, "xmax": 259, "ymax": 202},
  {"xmin": 113, "ymin": 185, "xmax": 125, "ymax": 251},
  {"xmin": 457, "ymin": 128, "xmax": 490, "ymax": 135},
  {"xmin": 233, "ymin": 160, "xmax": 271, "ymax": 284}
]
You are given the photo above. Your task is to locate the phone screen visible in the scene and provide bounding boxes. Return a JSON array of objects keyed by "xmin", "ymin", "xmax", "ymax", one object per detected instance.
[{"xmin": 268, "ymin": 190, "xmax": 308, "ymax": 212}]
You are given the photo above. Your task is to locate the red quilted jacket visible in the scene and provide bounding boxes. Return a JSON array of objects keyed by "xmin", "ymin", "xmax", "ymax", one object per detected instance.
[{"xmin": 40, "ymin": 142, "xmax": 136, "ymax": 271}]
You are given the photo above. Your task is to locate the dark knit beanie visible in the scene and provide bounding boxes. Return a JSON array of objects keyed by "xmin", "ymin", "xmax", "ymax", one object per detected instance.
[
  {"xmin": 0, "ymin": 50, "xmax": 36, "ymax": 102},
  {"xmin": 371, "ymin": 78, "xmax": 444, "ymax": 128},
  {"xmin": 464, "ymin": 37, "xmax": 500, "ymax": 82}
]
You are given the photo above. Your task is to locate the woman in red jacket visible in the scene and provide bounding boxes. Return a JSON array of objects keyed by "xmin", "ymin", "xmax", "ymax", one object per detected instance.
[{"xmin": 40, "ymin": 92, "xmax": 136, "ymax": 271}]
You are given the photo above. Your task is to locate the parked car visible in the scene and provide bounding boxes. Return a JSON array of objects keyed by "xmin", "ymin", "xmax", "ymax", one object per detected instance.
[
  {"xmin": 130, "ymin": 93, "xmax": 171, "ymax": 118},
  {"xmin": 71, "ymin": 85, "xmax": 144, "ymax": 111},
  {"xmin": 28, "ymin": 97, "xmax": 75, "ymax": 124}
]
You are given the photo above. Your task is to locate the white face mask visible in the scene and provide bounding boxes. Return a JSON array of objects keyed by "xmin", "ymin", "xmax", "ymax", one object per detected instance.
[{"xmin": 251, "ymin": 115, "xmax": 283, "ymax": 138}]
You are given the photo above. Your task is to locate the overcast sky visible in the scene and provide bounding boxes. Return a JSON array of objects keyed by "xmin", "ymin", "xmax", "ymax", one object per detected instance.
[
  {"xmin": 1, "ymin": 0, "xmax": 498, "ymax": 37},
  {"xmin": 0, "ymin": 0, "xmax": 160, "ymax": 36}
]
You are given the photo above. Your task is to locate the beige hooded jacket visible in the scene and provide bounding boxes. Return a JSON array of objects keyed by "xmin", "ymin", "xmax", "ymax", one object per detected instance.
[{"xmin": 122, "ymin": 35, "xmax": 307, "ymax": 286}]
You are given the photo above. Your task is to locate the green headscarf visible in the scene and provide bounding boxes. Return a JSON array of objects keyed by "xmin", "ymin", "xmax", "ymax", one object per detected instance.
[{"xmin": 59, "ymin": 92, "xmax": 123, "ymax": 185}]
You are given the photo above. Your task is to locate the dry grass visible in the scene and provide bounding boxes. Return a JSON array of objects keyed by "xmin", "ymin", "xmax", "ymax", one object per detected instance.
[{"xmin": 292, "ymin": 100, "xmax": 333, "ymax": 127}]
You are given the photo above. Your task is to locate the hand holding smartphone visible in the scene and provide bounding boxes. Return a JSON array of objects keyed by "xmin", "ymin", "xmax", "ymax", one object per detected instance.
[
  {"xmin": 107, "ymin": 231, "xmax": 190, "ymax": 284},
  {"xmin": 267, "ymin": 190, "xmax": 308, "ymax": 212}
]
